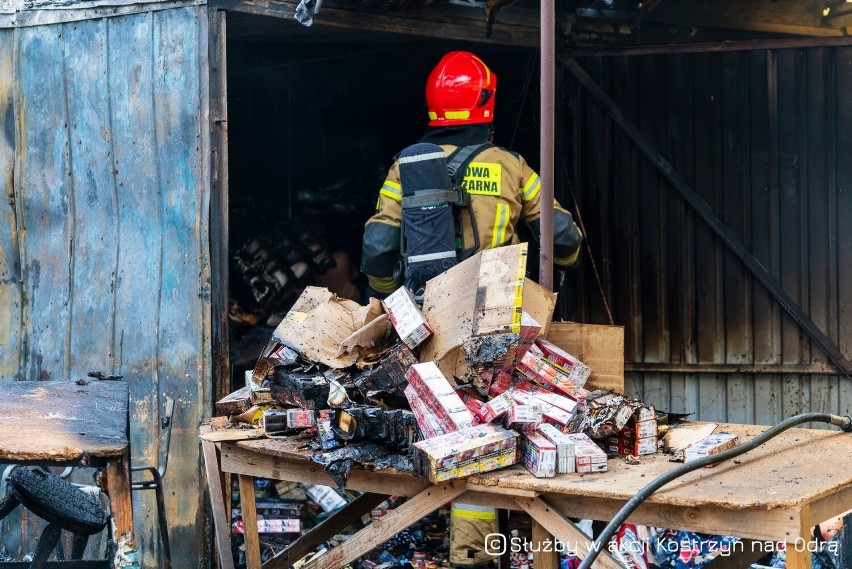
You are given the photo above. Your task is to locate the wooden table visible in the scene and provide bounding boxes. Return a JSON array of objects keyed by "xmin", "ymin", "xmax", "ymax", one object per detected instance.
[
  {"xmin": 201, "ymin": 421, "xmax": 852, "ymax": 569},
  {"xmin": 0, "ymin": 380, "xmax": 133, "ymax": 541}
]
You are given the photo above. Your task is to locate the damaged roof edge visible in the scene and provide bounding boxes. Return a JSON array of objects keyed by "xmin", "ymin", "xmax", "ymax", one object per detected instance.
[
  {"xmin": 213, "ymin": 0, "xmax": 546, "ymax": 48},
  {"xmin": 0, "ymin": 0, "xmax": 205, "ymax": 28}
]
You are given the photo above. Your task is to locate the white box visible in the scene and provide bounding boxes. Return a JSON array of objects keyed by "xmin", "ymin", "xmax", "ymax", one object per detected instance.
[{"xmin": 382, "ymin": 286, "xmax": 433, "ymax": 348}]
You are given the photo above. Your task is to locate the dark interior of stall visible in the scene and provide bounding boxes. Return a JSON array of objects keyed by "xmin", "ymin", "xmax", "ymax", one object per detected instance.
[{"xmin": 225, "ymin": 14, "xmax": 555, "ymax": 389}]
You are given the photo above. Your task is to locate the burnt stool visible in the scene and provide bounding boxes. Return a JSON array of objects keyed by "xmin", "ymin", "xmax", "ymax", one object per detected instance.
[{"xmin": 0, "ymin": 467, "xmax": 108, "ymax": 568}]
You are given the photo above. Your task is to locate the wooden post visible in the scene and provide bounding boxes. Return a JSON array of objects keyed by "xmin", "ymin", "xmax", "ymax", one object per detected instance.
[
  {"xmin": 200, "ymin": 427, "xmax": 236, "ymax": 569},
  {"xmin": 239, "ymin": 474, "xmax": 261, "ymax": 569},
  {"xmin": 104, "ymin": 449, "xmax": 134, "ymax": 542},
  {"xmin": 531, "ymin": 519, "xmax": 558, "ymax": 569}
]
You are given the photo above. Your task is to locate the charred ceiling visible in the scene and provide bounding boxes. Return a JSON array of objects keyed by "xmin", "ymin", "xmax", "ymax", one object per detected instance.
[{"xmin": 221, "ymin": 0, "xmax": 852, "ymax": 50}]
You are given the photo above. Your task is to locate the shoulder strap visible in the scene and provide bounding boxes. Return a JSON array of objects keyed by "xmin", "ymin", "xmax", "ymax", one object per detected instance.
[{"xmin": 446, "ymin": 143, "xmax": 493, "ymax": 184}]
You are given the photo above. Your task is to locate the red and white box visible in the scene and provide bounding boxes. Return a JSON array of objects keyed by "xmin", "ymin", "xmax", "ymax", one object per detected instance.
[
  {"xmin": 515, "ymin": 312, "xmax": 543, "ymax": 363},
  {"xmin": 382, "ymin": 286, "xmax": 433, "ymax": 349},
  {"xmin": 684, "ymin": 432, "xmax": 738, "ymax": 466},
  {"xmin": 606, "ymin": 435, "xmax": 657, "ymax": 456},
  {"xmin": 480, "ymin": 393, "xmax": 515, "ymax": 423},
  {"xmin": 406, "ymin": 385, "xmax": 448, "ymax": 439},
  {"xmin": 537, "ymin": 423, "xmax": 576, "ymax": 473},
  {"xmin": 533, "ymin": 338, "xmax": 592, "ymax": 387},
  {"xmin": 516, "ymin": 348, "xmax": 590, "ymax": 401},
  {"xmin": 505, "ymin": 405, "xmax": 543, "ymax": 429},
  {"xmin": 565, "ymin": 432, "xmax": 608, "ymax": 473},
  {"xmin": 519, "ymin": 430, "xmax": 557, "ymax": 477},
  {"xmin": 405, "ymin": 362, "xmax": 476, "ymax": 433},
  {"xmin": 488, "ymin": 370, "xmax": 514, "ymax": 398},
  {"xmin": 412, "ymin": 424, "xmax": 518, "ymax": 483}
]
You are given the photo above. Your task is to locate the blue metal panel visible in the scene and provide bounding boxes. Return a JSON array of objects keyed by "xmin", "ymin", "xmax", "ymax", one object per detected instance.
[
  {"xmin": 106, "ymin": 11, "xmax": 164, "ymax": 563},
  {"xmin": 18, "ymin": 25, "xmax": 73, "ymax": 381},
  {"xmin": 1, "ymin": 8, "xmax": 211, "ymax": 567}
]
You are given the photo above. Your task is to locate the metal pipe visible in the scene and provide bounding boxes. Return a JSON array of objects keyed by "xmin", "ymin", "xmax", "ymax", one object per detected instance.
[
  {"xmin": 578, "ymin": 412, "xmax": 852, "ymax": 569},
  {"xmin": 539, "ymin": 0, "xmax": 555, "ymax": 290}
]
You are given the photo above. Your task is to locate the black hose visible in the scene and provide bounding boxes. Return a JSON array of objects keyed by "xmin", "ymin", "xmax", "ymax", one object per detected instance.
[{"xmin": 578, "ymin": 412, "xmax": 852, "ymax": 569}]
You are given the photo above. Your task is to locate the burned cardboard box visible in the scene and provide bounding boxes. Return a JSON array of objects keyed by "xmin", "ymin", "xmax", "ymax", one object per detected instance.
[
  {"xmin": 252, "ymin": 286, "xmax": 390, "ymax": 378},
  {"xmin": 215, "ymin": 385, "xmax": 252, "ymax": 416},
  {"xmin": 419, "ymin": 243, "xmax": 556, "ymax": 388},
  {"xmin": 262, "ymin": 408, "xmax": 317, "ymax": 436}
]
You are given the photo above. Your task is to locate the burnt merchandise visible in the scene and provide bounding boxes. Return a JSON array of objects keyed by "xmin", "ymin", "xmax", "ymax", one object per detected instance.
[
  {"xmin": 267, "ymin": 368, "xmax": 331, "ymax": 410},
  {"xmin": 312, "ymin": 442, "xmax": 415, "ymax": 489},
  {"xmin": 353, "ymin": 342, "xmax": 417, "ymax": 395},
  {"xmin": 331, "ymin": 407, "xmax": 417, "ymax": 450}
]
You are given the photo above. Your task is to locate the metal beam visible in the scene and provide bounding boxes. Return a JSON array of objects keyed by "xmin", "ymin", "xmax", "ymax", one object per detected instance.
[
  {"xmin": 540, "ymin": 0, "xmax": 555, "ymax": 290},
  {"xmin": 561, "ymin": 56, "xmax": 852, "ymax": 379}
]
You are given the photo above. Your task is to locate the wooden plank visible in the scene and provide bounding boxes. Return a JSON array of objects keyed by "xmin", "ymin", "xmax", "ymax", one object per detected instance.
[
  {"xmin": 299, "ymin": 482, "xmax": 467, "ymax": 569},
  {"xmin": 530, "ymin": 519, "xmax": 558, "ymax": 569},
  {"xmin": 17, "ymin": 25, "xmax": 72, "ymax": 380},
  {"xmin": 263, "ymin": 492, "xmax": 389, "ymax": 569},
  {"xmin": 200, "ymin": 429, "xmax": 266, "ymax": 442},
  {"xmin": 63, "ymin": 19, "xmax": 119, "ymax": 376},
  {"xmin": 514, "ymin": 497, "xmax": 622, "ymax": 569},
  {"xmin": 208, "ymin": 5, "xmax": 232, "ymax": 414},
  {"xmin": 219, "ymin": 443, "xmax": 431, "ymax": 497},
  {"xmin": 104, "ymin": 448, "xmax": 134, "ymax": 542},
  {"xmin": 545, "ymin": 493, "xmax": 799, "ymax": 543},
  {"xmin": 200, "ymin": 427, "xmax": 236, "ymax": 569},
  {"xmin": 0, "ymin": 29, "xmax": 21, "ymax": 380},
  {"xmin": 239, "ymin": 474, "xmax": 262, "ymax": 569},
  {"xmin": 0, "ymin": 380, "xmax": 128, "ymax": 461}
]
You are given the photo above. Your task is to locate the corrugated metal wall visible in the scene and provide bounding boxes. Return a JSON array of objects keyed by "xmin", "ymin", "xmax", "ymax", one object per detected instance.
[
  {"xmin": 0, "ymin": 7, "xmax": 211, "ymax": 567},
  {"xmin": 568, "ymin": 47, "xmax": 852, "ymax": 426}
]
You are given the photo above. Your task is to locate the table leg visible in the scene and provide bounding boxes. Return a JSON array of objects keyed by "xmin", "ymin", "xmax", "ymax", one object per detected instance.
[
  {"xmin": 497, "ymin": 509, "xmax": 511, "ymax": 569},
  {"xmin": 531, "ymin": 519, "xmax": 558, "ymax": 569},
  {"xmin": 104, "ymin": 448, "xmax": 134, "ymax": 542},
  {"xmin": 200, "ymin": 432, "xmax": 236, "ymax": 569},
  {"xmin": 239, "ymin": 474, "xmax": 261, "ymax": 569},
  {"xmin": 514, "ymin": 497, "xmax": 623, "ymax": 569},
  {"xmin": 785, "ymin": 540, "xmax": 812, "ymax": 569},
  {"xmin": 300, "ymin": 481, "xmax": 467, "ymax": 569}
]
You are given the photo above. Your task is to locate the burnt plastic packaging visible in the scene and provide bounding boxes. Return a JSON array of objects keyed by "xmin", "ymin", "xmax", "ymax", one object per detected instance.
[
  {"xmin": 311, "ymin": 442, "xmax": 415, "ymax": 489},
  {"xmin": 330, "ymin": 407, "xmax": 417, "ymax": 450}
]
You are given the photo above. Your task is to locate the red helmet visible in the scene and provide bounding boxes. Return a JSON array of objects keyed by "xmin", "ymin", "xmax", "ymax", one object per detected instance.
[{"xmin": 426, "ymin": 51, "xmax": 497, "ymax": 126}]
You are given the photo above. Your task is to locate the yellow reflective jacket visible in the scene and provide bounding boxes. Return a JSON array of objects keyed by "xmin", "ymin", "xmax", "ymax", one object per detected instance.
[{"xmin": 361, "ymin": 143, "xmax": 582, "ymax": 294}]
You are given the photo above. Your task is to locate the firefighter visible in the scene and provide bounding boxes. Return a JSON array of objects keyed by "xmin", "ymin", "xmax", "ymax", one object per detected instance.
[
  {"xmin": 360, "ymin": 51, "xmax": 584, "ymax": 569},
  {"xmin": 360, "ymin": 50, "xmax": 583, "ymax": 300}
]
